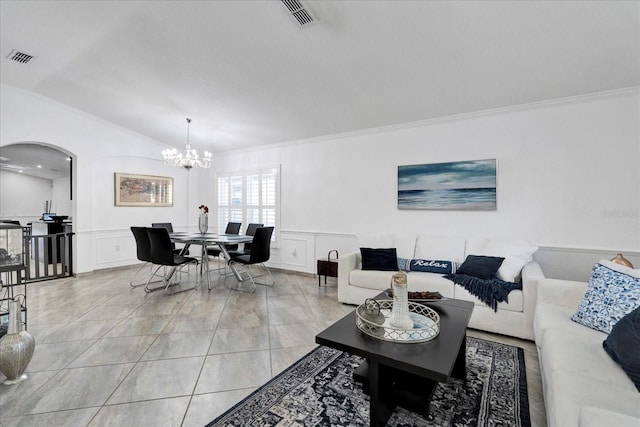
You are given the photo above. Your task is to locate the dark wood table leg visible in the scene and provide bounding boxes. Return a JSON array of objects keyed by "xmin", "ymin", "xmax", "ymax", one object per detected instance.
[
  {"xmin": 368, "ymin": 360, "xmax": 394, "ymax": 427},
  {"xmin": 451, "ymin": 334, "xmax": 467, "ymax": 382}
]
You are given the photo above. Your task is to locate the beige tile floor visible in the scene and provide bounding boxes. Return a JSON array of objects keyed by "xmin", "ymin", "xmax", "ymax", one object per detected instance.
[{"xmin": 0, "ymin": 264, "xmax": 547, "ymax": 427}]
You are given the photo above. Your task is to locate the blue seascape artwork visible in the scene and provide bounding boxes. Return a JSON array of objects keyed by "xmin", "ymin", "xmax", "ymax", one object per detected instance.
[{"xmin": 398, "ymin": 159, "xmax": 497, "ymax": 210}]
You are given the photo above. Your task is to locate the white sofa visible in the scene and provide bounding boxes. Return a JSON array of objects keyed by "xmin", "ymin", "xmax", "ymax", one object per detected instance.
[
  {"xmin": 337, "ymin": 232, "xmax": 543, "ymax": 340},
  {"xmin": 534, "ymin": 278, "xmax": 640, "ymax": 427}
]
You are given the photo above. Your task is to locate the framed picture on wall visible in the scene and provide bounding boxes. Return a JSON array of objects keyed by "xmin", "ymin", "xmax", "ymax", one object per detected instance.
[
  {"xmin": 114, "ymin": 173, "xmax": 174, "ymax": 207},
  {"xmin": 398, "ymin": 159, "xmax": 497, "ymax": 210}
]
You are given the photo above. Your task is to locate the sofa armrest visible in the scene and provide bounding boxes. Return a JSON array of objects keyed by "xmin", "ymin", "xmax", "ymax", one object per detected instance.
[
  {"xmin": 338, "ymin": 251, "xmax": 360, "ymax": 287},
  {"xmin": 522, "ymin": 260, "xmax": 545, "ymax": 285},
  {"xmin": 520, "ymin": 261, "xmax": 545, "ymax": 339},
  {"xmin": 538, "ymin": 278, "xmax": 588, "ymax": 310}
]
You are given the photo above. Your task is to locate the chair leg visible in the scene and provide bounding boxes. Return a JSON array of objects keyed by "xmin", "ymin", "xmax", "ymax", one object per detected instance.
[
  {"xmin": 227, "ymin": 262, "xmax": 274, "ymax": 292},
  {"xmin": 130, "ymin": 263, "xmax": 163, "ymax": 288},
  {"xmin": 164, "ymin": 259, "xmax": 200, "ymax": 295},
  {"xmin": 144, "ymin": 265, "xmax": 168, "ymax": 293}
]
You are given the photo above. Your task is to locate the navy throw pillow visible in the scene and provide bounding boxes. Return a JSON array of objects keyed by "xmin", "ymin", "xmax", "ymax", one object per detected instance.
[
  {"xmin": 603, "ymin": 305, "xmax": 640, "ymax": 392},
  {"xmin": 410, "ymin": 259, "xmax": 457, "ymax": 274},
  {"xmin": 457, "ymin": 255, "xmax": 504, "ymax": 279},
  {"xmin": 360, "ymin": 248, "xmax": 398, "ymax": 271}
]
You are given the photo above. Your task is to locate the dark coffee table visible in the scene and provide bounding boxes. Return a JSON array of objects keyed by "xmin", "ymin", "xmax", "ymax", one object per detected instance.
[{"xmin": 315, "ymin": 295, "xmax": 474, "ymax": 427}]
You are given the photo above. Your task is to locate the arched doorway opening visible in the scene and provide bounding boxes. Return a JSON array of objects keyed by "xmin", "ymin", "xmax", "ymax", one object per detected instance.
[{"xmin": 0, "ymin": 142, "xmax": 77, "ymax": 281}]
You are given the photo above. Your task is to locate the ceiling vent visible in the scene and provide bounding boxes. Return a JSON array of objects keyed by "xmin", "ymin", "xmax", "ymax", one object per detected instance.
[
  {"xmin": 280, "ymin": 0, "xmax": 317, "ymax": 28},
  {"xmin": 6, "ymin": 49, "xmax": 35, "ymax": 64}
]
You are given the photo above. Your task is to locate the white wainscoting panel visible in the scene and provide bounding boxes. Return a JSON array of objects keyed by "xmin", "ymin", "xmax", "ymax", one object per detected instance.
[
  {"xmin": 94, "ymin": 231, "xmax": 138, "ymax": 268},
  {"xmin": 277, "ymin": 232, "xmax": 315, "ymax": 273}
]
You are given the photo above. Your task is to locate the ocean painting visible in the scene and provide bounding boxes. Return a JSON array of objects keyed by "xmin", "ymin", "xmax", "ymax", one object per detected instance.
[{"xmin": 398, "ymin": 159, "xmax": 497, "ymax": 210}]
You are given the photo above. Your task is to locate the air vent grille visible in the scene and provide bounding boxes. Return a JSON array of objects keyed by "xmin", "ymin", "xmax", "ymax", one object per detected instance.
[
  {"xmin": 7, "ymin": 49, "xmax": 34, "ymax": 64},
  {"xmin": 280, "ymin": 0, "xmax": 316, "ymax": 28}
]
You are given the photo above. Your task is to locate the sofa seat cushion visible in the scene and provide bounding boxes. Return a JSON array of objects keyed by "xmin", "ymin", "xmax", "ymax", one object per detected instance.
[
  {"xmin": 453, "ymin": 286, "xmax": 523, "ymax": 312},
  {"xmin": 534, "ymin": 303, "xmax": 604, "ymax": 346},
  {"xmin": 405, "ymin": 272, "xmax": 456, "ymax": 297},
  {"xmin": 545, "ymin": 371, "xmax": 640, "ymax": 427},
  {"xmin": 540, "ymin": 329, "xmax": 637, "ymax": 392},
  {"xmin": 348, "ymin": 270, "xmax": 455, "ymax": 297},
  {"xmin": 579, "ymin": 407, "xmax": 640, "ymax": 427}
]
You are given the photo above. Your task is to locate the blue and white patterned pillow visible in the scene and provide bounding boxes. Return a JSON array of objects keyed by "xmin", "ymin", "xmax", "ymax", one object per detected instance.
[
  {"xmin": 571, "ymin": 262, "xmax": 640, "ymax": 333},
  {"xmin": 397, "ymin": 257, "xmax": 411, "ymax": 272}
]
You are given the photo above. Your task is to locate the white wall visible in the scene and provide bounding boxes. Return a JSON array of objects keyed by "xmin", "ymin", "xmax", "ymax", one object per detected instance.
[
  {"xmin": 213, "ymin": 89, "xmax": 640, "ymax": 279},
  {"xmin": 1, "ymin": 84, "xmax": 201, "ymax": 273},
  {"xmin": 52, "ymin": 176, "xmax": 72, "ymax": 217},
  {"xmin": 0, "ymin": 170, "xmax": 53, "ymax": 224},
  {"xmin": 2, "ymin": 83, "xmax": 638, "ymax": 280}
]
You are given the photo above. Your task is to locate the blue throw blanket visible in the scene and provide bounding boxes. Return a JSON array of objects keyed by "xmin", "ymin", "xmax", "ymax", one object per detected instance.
[{"xmin": 444, "ymin": 273, "xmax": 521, "ymax": 312}]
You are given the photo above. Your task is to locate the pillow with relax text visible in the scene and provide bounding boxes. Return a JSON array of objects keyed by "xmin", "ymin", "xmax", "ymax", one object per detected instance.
[
  {"xmin": 456, "ymin": 255, "xmax": 504, "ymax": 279},
  {"xmin": 360, "ymin": 248, "xmax": 398, "ymax": 271},
  {"xmin": 572, "ymin": 261, "xmax": 640, "ymax": 334},
  {"xmin": 410, "ymin": 259, "xmax": 458, "ymax": 274}
]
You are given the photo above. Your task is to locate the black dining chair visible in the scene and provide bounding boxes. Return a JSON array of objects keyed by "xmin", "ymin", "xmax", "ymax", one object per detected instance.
[
  {"xmin": 228, "ymin": 226, "xmax": 275, "ymax": 292},
  {"xmin": 227, "ymin": 223, "xmax": 263, "ymax": 257},
  {"xmin": 151, "ymin": 222, "xmax": 188, "ymax": 255},
  {"xmin": 145, "ymin": 227, "xmax": 199, "ymax": 294},
  {"xmin": 207, "ymin": 222, "xmax": 242, "ymax": 273},
  {"xmin": 130, "ymin": 226, "xmax": 164, "ymax": 288}
]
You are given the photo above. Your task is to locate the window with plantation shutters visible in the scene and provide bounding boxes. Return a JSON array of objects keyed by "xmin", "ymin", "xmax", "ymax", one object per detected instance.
[{"xmin": 216, "ymin": 167, "xmax": 279, "ymax": 240}]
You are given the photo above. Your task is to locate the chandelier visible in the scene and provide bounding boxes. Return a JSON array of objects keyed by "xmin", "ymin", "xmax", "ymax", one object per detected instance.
[{"xmin": 162, "ymin": 118, "xmax": 212, "ymax": 170}]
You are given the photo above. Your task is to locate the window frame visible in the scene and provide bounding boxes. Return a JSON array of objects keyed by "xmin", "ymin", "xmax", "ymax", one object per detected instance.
[{"xmin": 215, "ymin": 165, "xmax": 280, "ymax": 243}]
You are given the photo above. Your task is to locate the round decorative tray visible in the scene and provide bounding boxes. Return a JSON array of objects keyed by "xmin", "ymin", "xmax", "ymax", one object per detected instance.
[{"xmin": 355, "ymin": 299, "xmax": 440, "ymax": 343}]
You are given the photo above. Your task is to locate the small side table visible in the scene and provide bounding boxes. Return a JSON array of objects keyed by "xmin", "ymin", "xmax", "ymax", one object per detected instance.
[{"xmin": 317, "ymin": 250, "xmax": 338, "ymax": 287}]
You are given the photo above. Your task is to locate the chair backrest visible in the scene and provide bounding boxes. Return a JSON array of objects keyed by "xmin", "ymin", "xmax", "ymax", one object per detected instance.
[
  {"xmin": 249, "ymin": 227, "xmax": 274, "ymax": 264},
  {"xmin": 146, "ymin": 227, "xmax": 177, "ymax": 266},
  {"xmin": 245, "ymin": 223, "xmax": 263, "ymax": 236},
  {"xmin": 131, "ymin": 226, "xmax": 152, "ymax": 262},
  {"xmin": 243, "ymin": 223, "xmax": 263, "ymax": 251},
  {"xmin": 152, "ymin": 222, "xmax": 176, "ymax": 249},
  {"xmin": 225, "ymin": 222, "xmax": 242, "ymax": 235},
  {"xmin": 151, "ymin": 222, "xmax": 174, "ymax": 232}
]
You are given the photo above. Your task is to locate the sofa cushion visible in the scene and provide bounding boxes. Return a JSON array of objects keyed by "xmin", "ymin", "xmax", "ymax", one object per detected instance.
[
  {"xmin": 409, "ymin": 259, "xmax": 457, "ymax": 274},
  {"xmin": 348, "ymin": 270, "xmax": 455, "ymax": 297},
  {"xmin": 534, "ymin": 303, "xmax": 604, "ymax": 347},
  {"xmin": 414, "ymin": 235, "xmax": 466, "ymax": 263},
  {"xmin": 456, "ymin": 255, "xmax": 504, "ymax": 279},
  {"xmin": 545, "ymin": 371, "xmax": 640, "ymax": 427},
  {"xmin": 360, "ymin": 248, "xmax": 398, "ymax": 271},
  {"xmin": 357, "ymin": 232, "xmax": 416, "ymax": 260},
  {"xmin": 454, "ymin": 286, "xmax": 523, "ymax": 312},
  {"xmin": 465, "ymin": 238, "xmax": 538, "ymax": 282},
  {"xmin": 572, "ymin": 261, "xmax": 640, "ymax": 333},
  {"xmin": 603, "ymin": 306, "xmax": 640, "ymax": 392},
  {"xmin": 349, "ymin": 269, "xmax": 397, "ymax": 291},
  {"xmin": 579, "ymin": 406, "xmax": 640, "ymax": 427},
  {"xmin": 540, "ymin": 328, "xmax": 637, "ymax": 392}
]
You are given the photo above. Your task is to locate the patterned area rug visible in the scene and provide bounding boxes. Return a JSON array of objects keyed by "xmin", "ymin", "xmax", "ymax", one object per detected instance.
[{"xmin": 206, "ymin": 337, "xmax": 530, "ymax": 427}]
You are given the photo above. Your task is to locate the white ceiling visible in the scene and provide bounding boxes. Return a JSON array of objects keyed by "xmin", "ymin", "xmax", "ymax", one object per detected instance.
[{"xmin": 1, "ymin": 0, "xmax": 638, "ymax": 158}]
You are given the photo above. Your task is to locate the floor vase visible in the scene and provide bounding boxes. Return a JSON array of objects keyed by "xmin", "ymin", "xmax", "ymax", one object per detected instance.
[{"xmin": 0, "ymin": 300, "xmax": 35, "ymax": 385}]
